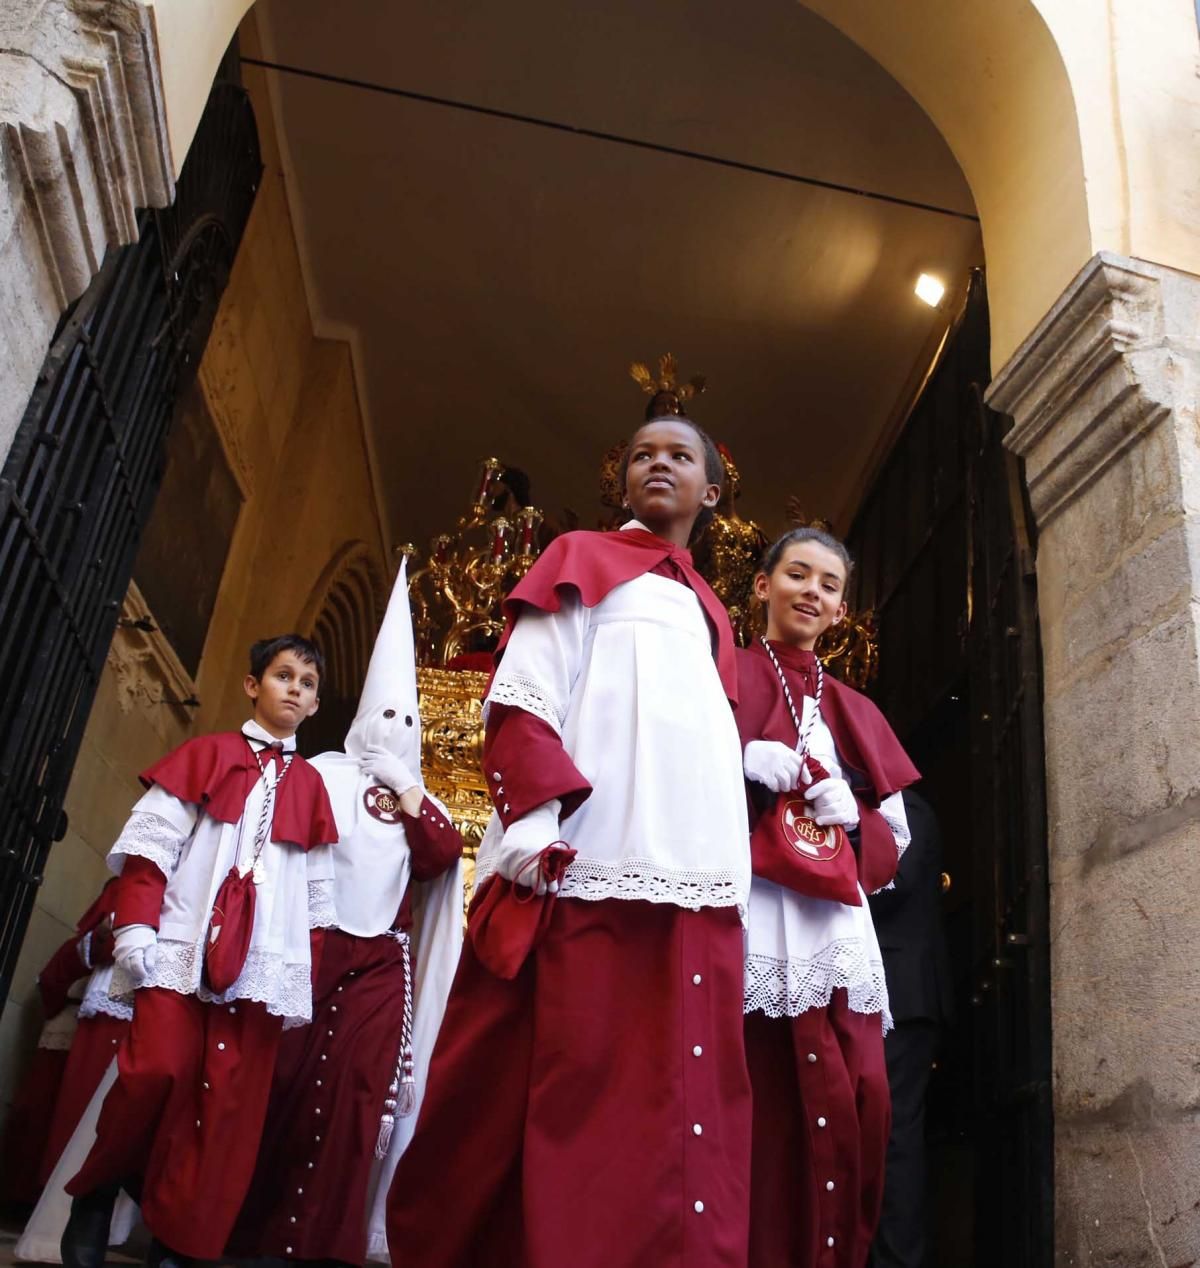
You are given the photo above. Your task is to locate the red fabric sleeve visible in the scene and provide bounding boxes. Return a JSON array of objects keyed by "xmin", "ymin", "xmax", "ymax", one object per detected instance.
[
  {"xmin": 732, "ymin": 650, "xmax": 778, "ymax": 828},
  {"xmin": 74, "ymin": 877, "xmax": 120, "ymax": 936},
  {"xmin": 402, "ymin": 796, "xmax": 467, "ymax": 882},
  {"xmin": 482, "ymin": 704, "xmax": 593, "ymax": 830},
  {"xmin": 114, "ymin": 854, "xmax": 169, "ymax": 930},
  {"xmin": 857, "ymin": 803, "xmax": 900, "ymax": 893},
  {"xmin": 36, "ymin": 936, "xmax": 90, "ymax": 1018}
]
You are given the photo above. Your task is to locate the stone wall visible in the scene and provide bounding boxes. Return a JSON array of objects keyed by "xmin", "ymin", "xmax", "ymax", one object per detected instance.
[
  {"xmin": 0, "ymin": 50, "xmax": 387, "ymax": 1129},
  {"xmin": 992, "ymin": 252, "xmax": 1200, "ymax": 1266},
  {"xmin": 0, "ymin": 0, "xmax": 175, "ymax": 462}
]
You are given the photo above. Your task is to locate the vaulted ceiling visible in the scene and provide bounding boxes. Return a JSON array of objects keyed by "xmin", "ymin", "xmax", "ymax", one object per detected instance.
[{"xmin": 253, "ymin": 0, "xmax": 982, "ymax": 548}]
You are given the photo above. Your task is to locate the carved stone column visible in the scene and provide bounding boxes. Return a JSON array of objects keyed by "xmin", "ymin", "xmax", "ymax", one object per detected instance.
[
  {"xmin": 0, "ymin": 0, "xmax": 173, "ymax": 460},
  {"xmin": 990, "ymin": 251, "xmax": 1200, "ymax": 1265}
]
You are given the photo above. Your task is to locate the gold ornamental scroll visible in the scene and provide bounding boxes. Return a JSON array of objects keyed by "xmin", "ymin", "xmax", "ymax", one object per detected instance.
[{"xmin": 416, "ymin": 666, "xmax": 492, "ymax": 902}]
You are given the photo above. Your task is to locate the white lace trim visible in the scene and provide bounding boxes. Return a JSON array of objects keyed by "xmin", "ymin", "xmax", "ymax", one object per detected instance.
[
  {"xmin": 110, "ymin": 935, "xmax": 313, "ymax": 1028},
  {"xmin": 109, "ymin": 811, "xmax": 186, "ymax": 877},
  {"xmin": 485, "ymin": 671, "xmax": 565, "ymax": 733},
  {"xmin": 308, "ymin": 878, "xmax": 337, "ymax": 929},
  {"xmin": 477, "ymin": 853, "xmax": 746, "ymax": 913},
  {"xmin": 79, "ymin": 978, "xmax": 134, "ymax": 1022},
  {"xmin": 78, "ymin": 995, "xmax": 134, "ymax": 1022},
  {"xmin": 882, "ymin": 805, "xmax": 911, "ymax": 855},
  {"xmin": 744, "ymin": 941, "xmax": 892, "ymax": 1033}
]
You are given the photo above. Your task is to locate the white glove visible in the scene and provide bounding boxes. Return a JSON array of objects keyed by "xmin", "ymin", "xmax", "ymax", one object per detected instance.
[
  {"xmin": 114, "ymin": 924, "xmax": 159, "ymax": 986},
  {"xmin": 804, "ymin": 777, "xmax": 860, "ymax": 829},
  {"xmin": 360, "ymin": 744, "xmax": 419, "ymax": 796},
  {"xmin": 743, "ymin": 740, "xmax": 804, "ymax": 794},
  {"xmin": 494, "ymin": 799, "xmax": 565, "ymax": 896}
]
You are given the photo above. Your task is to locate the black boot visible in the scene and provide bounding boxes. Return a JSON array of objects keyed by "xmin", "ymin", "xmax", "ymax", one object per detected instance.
[{"xmin": 61, "ymin": 1184, "xmax": 119, "ymax": 1268}]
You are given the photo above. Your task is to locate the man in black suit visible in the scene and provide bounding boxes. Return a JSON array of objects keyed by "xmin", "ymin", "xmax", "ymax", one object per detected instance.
[{"xmin": 868, "ymin": 787, "xmax": 953, "ymax": 1268}]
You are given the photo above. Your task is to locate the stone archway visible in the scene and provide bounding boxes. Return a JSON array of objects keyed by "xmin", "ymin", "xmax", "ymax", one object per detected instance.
[
  {"xmin": 801, "ymin": 0, "xmax": 1089, "ymax": 372},
  {"xmin": 296, "ymin": 541, "xmax": 389, "ymax": 756}
]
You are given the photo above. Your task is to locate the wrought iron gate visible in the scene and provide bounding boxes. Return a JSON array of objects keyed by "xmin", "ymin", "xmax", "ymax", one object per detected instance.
[
  {"xmin": 964, "ymin": 376, "xmax": 1053, "ymax": 1266},
  {"xmin": 847, "ymin": 272, "xmax": 1052, "ymax": 1265},
  {"xmin": 0, "ymin": 75, "xmax": 260, "ymax": 1008}
]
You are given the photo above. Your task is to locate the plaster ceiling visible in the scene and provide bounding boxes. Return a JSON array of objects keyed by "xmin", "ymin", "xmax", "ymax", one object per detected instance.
[{"xmin": 253, "ymin": 0, "xmax": 982, "ymax": 548}]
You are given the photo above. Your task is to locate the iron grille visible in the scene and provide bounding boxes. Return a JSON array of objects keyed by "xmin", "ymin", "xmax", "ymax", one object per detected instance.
[
  {"xmin": 0, "ymin": 79, "xmax": 261, "ymax": 1007},
  {"xmin": 847, "ymin": 273, "xmax": 1053, "ymax": 1266}
]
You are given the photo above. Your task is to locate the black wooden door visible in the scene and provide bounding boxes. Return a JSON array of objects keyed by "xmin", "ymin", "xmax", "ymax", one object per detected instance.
[
  {"xmin": 846, "ymin": 271, "xmax": 1052, "ymax": 1265},
  {"xmin": 964, "ymin": 379, "xmax": 1053, "ymax": 1266},
  {"xmin": 0, "ymin": 74, "xmax": 261, "ymax": 1009}
]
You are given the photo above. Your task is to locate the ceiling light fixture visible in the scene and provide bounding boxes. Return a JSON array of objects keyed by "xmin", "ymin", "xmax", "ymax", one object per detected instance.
[{"xmin": 915, "ymin": 273, "xmax": 945, "ymax": 307}]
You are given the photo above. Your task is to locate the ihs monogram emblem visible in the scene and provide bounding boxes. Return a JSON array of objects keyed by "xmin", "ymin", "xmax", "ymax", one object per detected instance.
[
  {"xmin": 781, "ymin": 800, "xmax": 841, "ymax": 861},
  {"xmin": 364, "ymin": 785, "xmax": 401, "ymax": 823}
]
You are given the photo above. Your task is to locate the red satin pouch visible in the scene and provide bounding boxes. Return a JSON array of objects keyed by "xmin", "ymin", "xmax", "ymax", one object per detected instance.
[
  {"xmin": 469, "ymin": 844, "xmax": 577, "ymax": 980},
  {"xmin": 749, "ymin": 757, "xmax": 861, "ymax": 906},
  {"xmin": 750, "ymin": 797, "xmax": 860, "ymax": 905},
  {"xmin": 204, "ymin": 866, "xmax": 257, "ymax": 992}
]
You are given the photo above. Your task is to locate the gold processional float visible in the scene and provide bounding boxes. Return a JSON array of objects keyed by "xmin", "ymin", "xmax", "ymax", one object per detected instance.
[{"xmin": 407, "ymin": 357, "xmax": 879, "ymax": 895}]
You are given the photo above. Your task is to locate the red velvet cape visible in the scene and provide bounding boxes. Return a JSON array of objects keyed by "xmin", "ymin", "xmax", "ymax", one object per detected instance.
[
  {"xmin": 140, "ymin": 732, "xmax": 337, "ymax": 850},
  {"xmin": 494, "ymin": 527, "xmax": 738, "ymax": 703},
  {"xmin": 735, "ymin": 640, "xmax": 920, "ymax": 892}
]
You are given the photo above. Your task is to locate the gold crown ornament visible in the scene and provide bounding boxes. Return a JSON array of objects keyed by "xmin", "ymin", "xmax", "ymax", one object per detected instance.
[{"xmin": 629, "ymin": 353, "xmax": 707, "ymax": 420}]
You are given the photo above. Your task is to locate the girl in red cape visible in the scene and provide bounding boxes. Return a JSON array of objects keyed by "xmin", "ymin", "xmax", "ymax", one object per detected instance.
[
  {"xmin": 736, "ymin": 527, "xmax": 919, "ymax": 1268},
  {"xmin": 387, "ymin": 413, "xmax": 753, "ymax": 1268}
]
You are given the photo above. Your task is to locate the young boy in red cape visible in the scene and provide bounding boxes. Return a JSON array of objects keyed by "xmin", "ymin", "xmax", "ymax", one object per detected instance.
[
  {"xmin": 387, "ymin": 409, "xmax": 753, "ymax": 1267},
  {"xmin": 60, "ymin": 635, "xmax": 337, "ymax": 1268}
]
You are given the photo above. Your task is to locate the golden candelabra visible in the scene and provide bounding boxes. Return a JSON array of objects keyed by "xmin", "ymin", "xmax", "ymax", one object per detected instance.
[
  {"xmin": 408, "ymin": 458, "xmax": 545, "ymax": 667},
  {"xmin": 410, "ymin": 459, "xmax": 546, "ymax": 887}
]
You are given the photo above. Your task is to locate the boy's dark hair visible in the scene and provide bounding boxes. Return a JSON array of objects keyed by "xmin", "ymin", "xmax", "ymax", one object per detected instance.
[
  {"xmin": 759, "ymin": 526, "xmax": 855, "ymax": 584},
  {"xmin": 249, "ymin": 634, "xmax": 325, "ymax": 686},
  {"xmin": 618, "ymin": 415, "xmax": 725, "ymax": 535}
]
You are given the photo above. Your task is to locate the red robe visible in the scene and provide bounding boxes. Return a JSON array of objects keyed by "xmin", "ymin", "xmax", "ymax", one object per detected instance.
[
  {"xmin": 230, "ymin": 797, "xmax": 464, "ymax": 1265},
  {"xmin": 387, "ymin": 528, "xmax": 752, "ymax": 1268},
  {"xmin": 0, "ymin": 880, "xmax": 119, "ymax": 1204},
  {"xmin": 40, "ymin": 1014, "xmax": 131, "ymax": 1187},
  {"xmin": 736, "ymin": 641, "xmax": 918, "ymax": 1268}
]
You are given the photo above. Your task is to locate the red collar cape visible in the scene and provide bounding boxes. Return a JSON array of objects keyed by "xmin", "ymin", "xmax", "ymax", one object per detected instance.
[
  {"xmin": 736, "ymin": 640, "xmax": 919, "ymax": 805},
  {"xmin": 139, "ymin": 732, "xmax": 337, "ymax": 850},
  {"xmin": 493, "ymin": 528, "xmax": 738, "ymax": 704}
]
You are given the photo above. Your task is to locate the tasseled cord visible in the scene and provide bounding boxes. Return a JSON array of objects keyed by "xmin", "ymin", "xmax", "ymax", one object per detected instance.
[{"xmin": 375, "ymin": 928, "xmax": 416, "ymax": 1159}]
